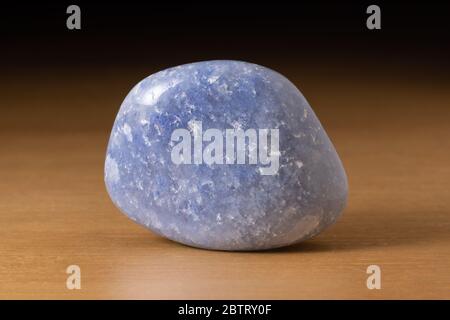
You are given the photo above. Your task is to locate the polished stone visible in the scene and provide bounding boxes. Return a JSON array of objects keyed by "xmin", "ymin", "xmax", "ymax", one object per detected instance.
[{"xmin": 105, "ymin": 60, "xmax": 348, "ymax": 250}]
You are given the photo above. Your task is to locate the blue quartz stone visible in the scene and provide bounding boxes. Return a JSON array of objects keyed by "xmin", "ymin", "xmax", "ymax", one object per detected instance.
[{"xmin": 104, "ymin": 60, "xmax": 348, "ymax": 251}]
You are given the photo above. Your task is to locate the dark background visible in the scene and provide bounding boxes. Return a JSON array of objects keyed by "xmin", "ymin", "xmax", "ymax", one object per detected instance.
[{"xmin": 2, "ymin": 1, "xmax": 449, "ymax": 71}]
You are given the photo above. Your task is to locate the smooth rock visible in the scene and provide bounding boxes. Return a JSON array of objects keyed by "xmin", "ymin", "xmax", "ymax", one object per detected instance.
[{"xmin": 105, "ymin": 60, "xmax": 348, "ymax": 251}]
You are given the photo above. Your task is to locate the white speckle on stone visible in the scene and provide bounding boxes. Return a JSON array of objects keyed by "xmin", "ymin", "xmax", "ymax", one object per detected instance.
[
  {"xmin": 217, "ymin": 82, "xmax": 231, "ymax": 95},
  {"xmin": 154, "ymin": 123, "xmax": 162, "ymax": 136},
  {"xmin": 140, "ymin": 118, "xmax": 150, "ymax": 125},
  {"xmin": 207, "ymin": 75, "xmax": 219, "ymax": 84},
  {"xmin": 169, "ymin": 223, "xmax": 180, "ymax": 234},
  {"xmin": 141, "ymin": 79, "xmax": 181, "ymax": 105},
  {"xmin": 142, "ymin": 134, "xmax": 152, "ymax": 146},
  {"xmin": 295, "ymin": 161, "xmax": 304, "ymax": 168},
  {"xmin": 122, "ymin": 123, "xmax": 133, "ymax": 142},
  {"xmin": 150, "ymin": 213, "xmax": 162, "ymax": 229},
  {"xmin": 190, "ymin": 212, "xmax": 200, "ymax": 221},
  {"xmin": 231, "ymin": 120, "xmax": 242, "ymax": 130},
  {"xmin": 172, "ymin": 115, "xmax": 182, "ymax": 126},
  {"xmin": 188, "ymin": 119, "xmax": 202, "ymax": 136},
  {"xmin": 105, "ymin": 155, "xmax": 120, "ymax": 183},
  {"xmin": 111, "ymin": 131, "xmax": 121, "ymax": 147}
]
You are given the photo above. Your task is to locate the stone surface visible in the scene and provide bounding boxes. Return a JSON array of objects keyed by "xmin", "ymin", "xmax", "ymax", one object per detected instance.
[{"xmin": 104, "ymin": 60, "xmax": 348, "ymax": 251}]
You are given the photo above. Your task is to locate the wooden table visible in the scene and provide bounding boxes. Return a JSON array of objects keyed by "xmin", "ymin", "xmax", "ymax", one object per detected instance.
[{"xmin": 1, "ymin": 63, "xmax": 449, "ymax": 299}]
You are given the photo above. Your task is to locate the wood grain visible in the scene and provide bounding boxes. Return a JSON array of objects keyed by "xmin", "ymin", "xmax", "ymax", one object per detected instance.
[{"xmin": 1, "ymin": 64, "xmax": 449, "ymax": 299}]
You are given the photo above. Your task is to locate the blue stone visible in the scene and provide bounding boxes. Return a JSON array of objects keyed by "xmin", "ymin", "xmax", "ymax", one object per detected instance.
[{"xmin": 105, "ymin": 60, "xmax": 348, "ymax": 251}]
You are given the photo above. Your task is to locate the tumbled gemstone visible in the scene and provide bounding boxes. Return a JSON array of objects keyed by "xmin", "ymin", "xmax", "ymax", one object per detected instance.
[{"xmin": 105, "ymin": 60, "xmax": 348, "ymax": 251}]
